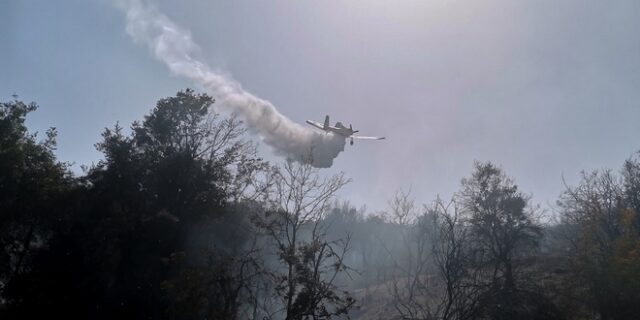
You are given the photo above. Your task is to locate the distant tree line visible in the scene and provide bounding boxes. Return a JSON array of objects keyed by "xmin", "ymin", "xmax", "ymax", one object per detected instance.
[{"xmin": 1, "ymin": 90, "xmax": 639, "ymax": 320}]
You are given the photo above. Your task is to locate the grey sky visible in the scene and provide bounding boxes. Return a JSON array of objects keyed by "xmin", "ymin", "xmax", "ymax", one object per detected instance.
[{"xmin": 2, "ymin": 0, "xmax": 639, "ymax": 212}]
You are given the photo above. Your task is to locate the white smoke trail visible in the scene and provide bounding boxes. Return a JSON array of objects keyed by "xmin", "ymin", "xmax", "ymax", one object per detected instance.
[{"xmin": 116, "ymin": 0, "xmax": 345, "ymax": 168}]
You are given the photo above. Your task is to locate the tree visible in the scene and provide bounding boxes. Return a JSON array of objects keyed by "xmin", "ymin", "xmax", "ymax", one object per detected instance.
[
  {"xmin": 1, "ymin": 90, "xmax": 270, "ymax": 319},
  {"xmin": 428, "ymin": 199, "xmax": 480, "ymax": 320},
  {"xmin": 387, "ymin": 190, "xmax": 434, "ymax": 320},
  {"xmin": 86, "ymin": 89, "xmax": 270, "ymax": 318},
  {"xmin": 390, "ymin": 196, "xmax": 481, "ymax": 320},
  {"xmin": 0, "ymin": 98, "xmax": 71, "ymax": 311},
  {"xmin": 457, "ymin": 161, "xmax": 557, "ymax": 320},
  {"xmin": 254, "ymin": 160, "xmax": 356, "ymax": 319},
  {"xmin": 558, "ymin": 154, "xmax": 640, "ymax": 320},
  {"xmin": 390, "ymin": 162, "xmax": 559, "ymax": 320}
]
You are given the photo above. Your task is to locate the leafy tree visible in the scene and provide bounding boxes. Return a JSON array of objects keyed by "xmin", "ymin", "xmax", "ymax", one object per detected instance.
[
  {"xmin": 2, "ymin": 90, "xmax": 269, "ymax": 319},
  {"xmin": 0, "ymin": 98, "xmax": 71, "ymax": 312},
  {"xmin": 85, "ymin": 89, "xmax": 269, "ymax": 318},
  {"xmin": 559, "ymin": 154, "xmax": 640, "ymax": 320},
  {"xmin": 457, "ymin": 161, "xmax": 559, "ymax": 320}
]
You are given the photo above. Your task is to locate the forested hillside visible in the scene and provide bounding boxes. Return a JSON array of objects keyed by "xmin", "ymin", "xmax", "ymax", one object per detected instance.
[{"xmin": 1, "ymin": 91, "xmax": 639, "ymax": 319}]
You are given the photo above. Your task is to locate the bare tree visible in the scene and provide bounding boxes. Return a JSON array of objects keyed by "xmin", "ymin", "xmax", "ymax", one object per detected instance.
[
  {"xmin": 428, "ymin": 199, "xmax": 484, "ymax": 320},
  {"xmin": 389, "ymin": 188, "xmax": 418, "ymax": 226},
  {"xmin": 387, "ymin": 190, "xmax": 434, "ymax": 319},
  {"xmin": 253, "ymin": 159, "xmax": 356, "ymax": 320},
  {"xmin": 390, "ymin": 198, "xmax": 480, "ymax": 320}
]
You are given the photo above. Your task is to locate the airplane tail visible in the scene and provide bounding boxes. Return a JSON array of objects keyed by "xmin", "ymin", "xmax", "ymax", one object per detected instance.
[{"xmin": 324, "ymin": 115, "xmax": 330, "ymax": 129}]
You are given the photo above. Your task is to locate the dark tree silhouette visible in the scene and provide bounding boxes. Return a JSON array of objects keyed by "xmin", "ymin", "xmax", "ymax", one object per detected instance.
[
  {"xmin": 1, "ymin": 90, "xmax": 268, "ymax": 319},
  {"xmin": 457, "ymin": 162, "xmax": 560, "ymax": 320},
  {"xmin": 0, "ymin": 98, "xmax": 72, "ymax": 314}
]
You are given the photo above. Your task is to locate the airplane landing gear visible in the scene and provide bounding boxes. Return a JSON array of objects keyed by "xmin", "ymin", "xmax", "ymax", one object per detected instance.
[{"xmin": 350, "ymin": 138, "xmax": 354, "ymax": 146}]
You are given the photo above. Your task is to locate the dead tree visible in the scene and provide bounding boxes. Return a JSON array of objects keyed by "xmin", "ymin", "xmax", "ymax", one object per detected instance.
[
  {"xmin": 254, "ymin": 160, "xmax": 356, "ymax": 320},
  {"xmin": 390, "ymin": 197, "xmax": 480, "ymax": 320}
]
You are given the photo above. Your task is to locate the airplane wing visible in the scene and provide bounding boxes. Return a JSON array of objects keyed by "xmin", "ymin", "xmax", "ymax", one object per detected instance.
[
  {"xmin": 352, "ymin": 136, "xmax": 386, "ymax": 140},
  {"xmin": 305, "ymin": 120, "xmax": 325, "ymax": 130}
]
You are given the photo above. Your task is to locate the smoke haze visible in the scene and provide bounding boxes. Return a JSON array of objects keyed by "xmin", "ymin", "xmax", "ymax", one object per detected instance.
[{"xmin": 117, "ymin": 0, "xmax": 345, "ymax": 168}]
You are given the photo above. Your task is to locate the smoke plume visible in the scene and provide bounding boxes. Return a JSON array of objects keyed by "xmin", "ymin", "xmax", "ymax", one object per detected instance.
[{"xmin": 116, "ymin": 0, "xmax": 345, "ymax": 168}]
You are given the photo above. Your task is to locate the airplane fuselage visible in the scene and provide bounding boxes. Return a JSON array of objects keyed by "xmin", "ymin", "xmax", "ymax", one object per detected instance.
[
  {"xmin": 305, "ymin": 115, "xmax": 383, "ymax": 146},
  {"xmin": 325, "ymin": 122, "xmax": 356, "ymax": 137},
  {"xmin": 305, "ymin": 117, "xmax": 359, "ymax": 138}
]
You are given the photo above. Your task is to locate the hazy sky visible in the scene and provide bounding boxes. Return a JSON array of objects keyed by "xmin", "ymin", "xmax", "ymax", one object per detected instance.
[{"xmin": 2, "ymin": 0, "xmax": 640, "ymax": 212}]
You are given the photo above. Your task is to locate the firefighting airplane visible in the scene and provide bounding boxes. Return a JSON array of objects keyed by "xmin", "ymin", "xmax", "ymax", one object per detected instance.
[{"xmin": 306, "ymin": 115, "xmax": 386, "ymax": 146}]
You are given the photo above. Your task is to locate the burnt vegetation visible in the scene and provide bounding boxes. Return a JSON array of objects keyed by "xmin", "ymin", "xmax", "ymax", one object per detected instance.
[{"xmin": 1, "ymin": 90, "xmax": 639, "ymax": 319}]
